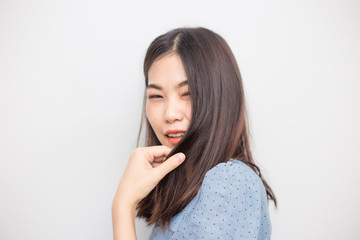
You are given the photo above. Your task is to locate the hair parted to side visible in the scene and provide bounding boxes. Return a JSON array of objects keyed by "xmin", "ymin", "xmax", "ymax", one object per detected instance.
[{"xmin": 136, "ymin": 27, "xmax": 277, "ymax": 229}]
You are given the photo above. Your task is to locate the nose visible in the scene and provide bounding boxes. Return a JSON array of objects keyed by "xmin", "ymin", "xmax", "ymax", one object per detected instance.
[{"xmin": 164, "ymin": 98, "xmax": 184, "ymax": 123}]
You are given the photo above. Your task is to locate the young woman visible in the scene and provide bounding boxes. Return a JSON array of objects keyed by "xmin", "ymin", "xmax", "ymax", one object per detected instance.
[{"xmin": 112, "ymin": 27, "xmax": 276, "ymax": 240}]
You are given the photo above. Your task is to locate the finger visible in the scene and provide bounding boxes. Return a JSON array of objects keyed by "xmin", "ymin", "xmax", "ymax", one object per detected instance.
[
  {"xmin": 153, "ymin": 156, "xmax": 166, "ymax": 163},
  {"xmin": 145, "ymin": 146, "xmax": 172, "ymax": 163},
  {"xmin": 151, "ymin": 156, "xmax": 167, "ymax": 168},
  {"xmin": 154, "ymin": 153, "xmax": 186, "ymax": 179},
  {"xmin": 150, "ymin": 162, "xmax": 162, "ymax": 168}
]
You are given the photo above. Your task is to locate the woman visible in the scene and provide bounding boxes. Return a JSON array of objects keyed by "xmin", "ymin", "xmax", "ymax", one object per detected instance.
[{"xmin": 112, "ymin": 27, "xmax": 276, "ymax": 239}]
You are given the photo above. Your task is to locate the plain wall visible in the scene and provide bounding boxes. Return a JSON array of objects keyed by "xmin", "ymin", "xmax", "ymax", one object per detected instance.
[{"xmin": 1, "ymin": 0, "xmax": 359, "ymax": 239}]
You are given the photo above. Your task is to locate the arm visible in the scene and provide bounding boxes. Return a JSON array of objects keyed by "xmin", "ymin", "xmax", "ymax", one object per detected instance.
[
  {"xmin": 111, "ymin": 146, "xmax": 185, "ymax": 240},
  {"xmin": 112, "ymin": 198, "xmax": 136, "ymax": 240}
]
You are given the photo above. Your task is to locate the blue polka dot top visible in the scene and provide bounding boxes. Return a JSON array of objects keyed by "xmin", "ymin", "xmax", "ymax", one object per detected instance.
[{"xmin": 148, "ymin": 159, "xmax": 271, "ymax": 240}]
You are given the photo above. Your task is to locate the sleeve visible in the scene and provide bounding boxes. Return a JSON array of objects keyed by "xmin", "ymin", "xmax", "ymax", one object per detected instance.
[{"xmin": 168, "ymin": 161, "xmax": 271, "ymax": 240}]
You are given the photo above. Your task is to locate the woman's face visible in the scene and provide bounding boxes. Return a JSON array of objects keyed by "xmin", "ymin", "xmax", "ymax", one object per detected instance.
[{"xmin": 146, "ymin": 54, "xmax": 192, "ymax": 148}]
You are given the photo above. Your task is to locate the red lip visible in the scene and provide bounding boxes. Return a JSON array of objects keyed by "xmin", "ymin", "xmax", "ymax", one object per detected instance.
[
  {"xmin": 165, "ymin": 129, "xmax": 186, "ymax": 135},
  {"xmin": 165, "ymin": 129, "xmax": 186, "ymax": 145}
]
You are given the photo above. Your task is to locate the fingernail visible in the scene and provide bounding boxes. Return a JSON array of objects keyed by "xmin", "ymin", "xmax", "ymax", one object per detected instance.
[{"xmin": 176, "ymin": 153, "xmax": 185, "ymax": 163}]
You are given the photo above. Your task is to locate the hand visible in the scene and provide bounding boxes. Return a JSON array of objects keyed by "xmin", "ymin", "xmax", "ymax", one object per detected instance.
[
  {"xmin": 113, "ymin": 146, "xmax": 186, "ymax": 208},
  {"xmin": 111, "ymin": 146, "xmax": 185, "ymax": 240}
]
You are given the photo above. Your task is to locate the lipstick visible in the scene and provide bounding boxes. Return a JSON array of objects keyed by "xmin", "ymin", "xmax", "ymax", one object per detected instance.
[{"xmin": 165, "ymin": 129, "xmax": 186, "ymax": 145}]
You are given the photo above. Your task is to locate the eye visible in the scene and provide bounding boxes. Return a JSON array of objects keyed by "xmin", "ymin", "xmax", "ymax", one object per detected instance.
[
  {"xmin": 181, "ymin": 92, "xmax": 190, "ymax": 97},
  {"xmin": 148, "ymin": 95, "xmax": 163, "ymax": 99}
]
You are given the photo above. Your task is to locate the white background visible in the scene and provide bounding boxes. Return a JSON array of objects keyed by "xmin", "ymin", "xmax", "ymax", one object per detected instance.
[{"xmin": 1, "ymin": 0, "xmax": 359, "ymax": 239}]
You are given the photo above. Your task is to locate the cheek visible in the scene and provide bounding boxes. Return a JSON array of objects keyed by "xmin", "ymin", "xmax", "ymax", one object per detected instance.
[
  {"xmin": 146, "ymin": 103, "xmax": 160, "ymax": 130},
  {"xmin": 185, "ymin": 101, "xmax": 192, "ymax": 121}
]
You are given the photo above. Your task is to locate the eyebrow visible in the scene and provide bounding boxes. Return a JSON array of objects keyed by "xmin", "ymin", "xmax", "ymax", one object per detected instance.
[{"xmin": 147, "ymin": 80, "xmax": 188, "ymax": 90}]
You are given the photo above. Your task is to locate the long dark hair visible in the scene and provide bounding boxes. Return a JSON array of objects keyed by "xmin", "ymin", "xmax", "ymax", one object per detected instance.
[{"xmin": 136, "ymin": 27, "xmax": 277, "ymax": 229}]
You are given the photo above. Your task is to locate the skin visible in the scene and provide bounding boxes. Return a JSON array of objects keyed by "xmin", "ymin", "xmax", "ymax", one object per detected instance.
[
  {"xmin": 146, "ymin": 53, "xmax": 192, "ymax": 148},
  {"xmin": 112, "ymin": 54, "xmax": 191, "ymax": 240}
]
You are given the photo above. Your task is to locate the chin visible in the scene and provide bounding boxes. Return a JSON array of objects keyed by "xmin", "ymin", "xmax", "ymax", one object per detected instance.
[
  {"xmin": 158, "ymin": 139, "xmax": 173, "ymax": 149},
  {"xmin": 166, "ymin": 143, "xmax": 175, "ymax": 149}
]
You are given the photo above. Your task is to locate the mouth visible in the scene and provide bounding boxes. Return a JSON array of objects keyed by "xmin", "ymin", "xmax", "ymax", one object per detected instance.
[{"xmin": 165, "ymin": 130, "xmax": 186, "ymax": 145}]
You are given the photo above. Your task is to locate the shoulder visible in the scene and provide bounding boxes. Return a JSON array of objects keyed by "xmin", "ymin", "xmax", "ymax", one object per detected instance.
[
  {"xmin": 205, "ymin": 159, "xmax": 260, "ymax": 179},
  {"xmin": 201, "ymin": 159, "xmax": 265, "ymax": 197}
]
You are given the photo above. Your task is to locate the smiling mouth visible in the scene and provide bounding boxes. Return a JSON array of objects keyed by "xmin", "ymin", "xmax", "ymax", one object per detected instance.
[
  {"xmin": 165, "ymin": 131, "xmax": 185, "ymax": 145},
  {"xmin": 167, "ymin": 132, "xmax": 185, "ymax": 138}
]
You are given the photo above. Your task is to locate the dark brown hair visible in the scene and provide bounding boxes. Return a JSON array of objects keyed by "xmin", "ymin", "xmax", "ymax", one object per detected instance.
[{"xmin": 136, "ymin": 27, "xmax": 277, "ymax": 229}]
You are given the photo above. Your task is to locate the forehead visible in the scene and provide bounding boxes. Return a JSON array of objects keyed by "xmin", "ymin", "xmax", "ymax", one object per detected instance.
[{"xmin": 148, "ymin": 54, "xmax": 187, "ymax": 86}]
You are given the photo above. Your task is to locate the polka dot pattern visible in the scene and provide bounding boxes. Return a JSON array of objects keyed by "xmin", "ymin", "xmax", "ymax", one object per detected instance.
[{"xmin": 148, "ymin": 159, "xmax": 271, "ymax": 240}]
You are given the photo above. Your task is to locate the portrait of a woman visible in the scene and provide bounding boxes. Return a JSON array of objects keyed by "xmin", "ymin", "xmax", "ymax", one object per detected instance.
[{"xmin": 112, "ymin": 27, "xmax": 277, "ymax": 240}]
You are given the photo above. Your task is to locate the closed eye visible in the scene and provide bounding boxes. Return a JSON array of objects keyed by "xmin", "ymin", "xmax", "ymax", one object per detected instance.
[
  {"xmin": 148, "ymin": 95, "xmax": 163, "ymax": 99},
  {"xmin": 182, "ymin": 92, "xmax": 190, "ymax": 97}
]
